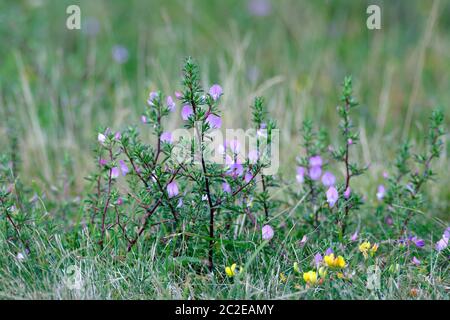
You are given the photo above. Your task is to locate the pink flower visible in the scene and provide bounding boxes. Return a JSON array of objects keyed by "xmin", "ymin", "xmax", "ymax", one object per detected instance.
[
  {"xmin": 228, "ymin": 139, "xmax": 240, "ymax": 154},
  {"xmin": 206, "ymin": 114, "xmax": 222, "ymax": 129},
  {"xmin": 181, "ymin": 105, "xmax": 193, "ymax": 120},
  {"xmin": 208, "ymin": 84, "xmax": 223, "ymax": 101},
  {"xmin": 326, "ymin": 186, "xmax": 339, "ymax": 207},
  {"xmin": 160, "ymin": 132, "xmax": 173, "ymax": 144},
  {"xmin": 296, "ymin": 166, "xmax": 306, "ymax": 183},
  {"xmin": 321, "ymin": 171, "xmax": 336, "ymax": 187},
  {"xmin": 111, "ymin": 167, "xmax": 120, "ymax": 179},
  {"xmin": 299, "ymin": 235, "xmax": 308, "ymax": 247},
  {"xmin": 175, "ymin": 91, "xmax": 183, "ymax": 100},
  {"xmin": 222, "ymin": 182, "xmax": 231, "ymax": 194},
  {"xmin": 350, "ymin": 231, "xmax": 358, "ymax": 242},
  {"xmin": 99, "ymin": 158, "xmax": 108, "ymax": 166},
  {"xmin": 114, "ymin": 131, "xmax": 121, "ymax": 140},
  {"xmin": 116, "ymin": 197, "xmax": 123, "ymax": 206},
  {"xmin": 376, "ymin": 185, "xmax": 385, "ymax": 201},
  {"xmin": 309, "ymin": 166, "xmax": 322, "ymax": 181},
  {"xmin": 119, "ymin": 160, "xmax": 129, "ymax": 176},
  {"xmin": 167, "ymin": 181, "xmax": 179, "ymax": 198},
  {"xmin": 166, "ymin": 96, "xmax": 176, "ymax": 112},
  {"xmin": 344, "ymin": 187, "xmax": 351, "ymax": 199},
  {"xmin": 248, "ymin": 150, "xmax": 259, "ymax": 164},
  {"xmin": 347, "ymin": 138, "xmax": 353, "ymax": 145},
  {"xmin": 141, "ymin": 115, "xmax": 147, "ymax": 124},
  {"xmin": 412, "ymin": 256, "xmax": 421, "ymax": 266},
  {"xmin": 262, "ymin": 225, "xmax": 274, "ymax": 241}
]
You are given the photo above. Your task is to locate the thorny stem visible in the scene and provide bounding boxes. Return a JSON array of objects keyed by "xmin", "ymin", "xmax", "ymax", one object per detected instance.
[
  {"xmin": 341, "ymin": 97, "xmax": 352, "ymax": 236},
  {"xmin": 99, "ymin": 148, "xmax": 113, "ymax": 248}
]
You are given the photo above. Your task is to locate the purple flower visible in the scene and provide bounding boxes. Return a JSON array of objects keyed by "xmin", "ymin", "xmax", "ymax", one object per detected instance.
[
  {"xmin": 206, "ymin": 114, "xmax": 222, "ymax": 129},
  {"xmin": 262, "ymin": 225, "xmax": 274, "ymax": 241},
  {"xmin": 248, "ymin": 150, "xmax": 259, "ymax": 164},
  {"xmin": 160, "ymin": 132, "xmax": 173, "ymax": 144},
  {"xmin": 296, "ymin": 166, "xmax": 306, "ymax": 184},
  {"xmin": 227, "ymin": 162, "xmax": 244, "ymax": 177},
  {"xmin": 247, "ymin": 0, "xmax": 272, "ymax": 17},
  {"xmin": 166, "ymin": 96, "xmax": 176, "ymax": 112},
  {"xmin": 412, "ymin": 256, "xmax": 421, "ymax": 266},
  {"xmin": 119, "ymin": 160, "xmax": 129, "ymax": 176},
  {"xmin": 321, "ymin": 171, "xmax": 336, "ymax": 187},
  {"xmin": 344, "ymin": 187, "xmax": 351, "ymax": 199},
  {"xmin": 167, "ymin": 181, "xmax": 179, "ymax": 198},
  {"xmin": 112, "ymin": 45, "xmax": 129, "ymax": 64},
  {"xmin": 347, "ymin": 138, "xmax": 353, "ymax": 145},
  {"xmin": 326, "ymin": 186, "xmax": 339, "ymax": 207},
  {"xmin": 383, "ymin": 171, "xmax": 389, "ymax": 179},
  {"xmin": 436, "ymin": 237, "xmax": 449, "ymax": 252},
  {"xmin": 309, "ymin": 155, "xmax": 323, "ymax": 167},
  {"xmin": 147, "ymin": 91, "xmax": 159, "ymax": 106},
  {"xmin": 229, "ymin": 139, "xmax": 240, "ymax": 154},
  {"xmin": 181, "ymin": 105, "xmax": 193, "ymax": 120},
  {"xmin": 350, "ymin": 231, "xmax": 358, "ymax": 242},
  {"xmin": 208, "ymin": 84, "xmax": 223, "ymax": 101},
  {"xmin": 111, "ymin": 167, "xmax": 120, "ymax": 179},
  {"xmin": 409, "ymin": 236, "xmax": 425, "ymax": 248},
  {"xmin": 444, "ymin": 227, "xmax": 450, "ymax": 239},
  {"xmin": 314, "ymin": 253, "xmax": 323, "ymax": 267},
  {"xmin": 376, "ymin": 185, "xmax": 385, "ymax": 201},
  {"xmin": 244, "ymin": 171, "xmax": 253, "ymax": 183},
  {"xmin": 325, "ymin": 248, "xmax": 334, "ymax": 256},
  {"xmin": 114, "ymin": 131, "xmax": 121, "ymax": 140},
  {"xmin": 309, "ymin": 166, "xmax": 322, "ymax": 181},
  {"xmin": 222, "ymin": 182, "xmax": 231, "ymax": 194},
  {"xmin": 116, "ymin": 197, "xmax": 123, "ymax": 206},
  {"xmin": 99, "ymin": 158, "xmax": 107, "ymax": 166},
  {"xmin": 141, "ymin": 115, "xmax": 147, "ymax": 124}
]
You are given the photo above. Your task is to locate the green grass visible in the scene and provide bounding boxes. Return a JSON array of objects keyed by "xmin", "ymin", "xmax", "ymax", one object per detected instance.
[{"xmin": 0, "ymin": 0, "xmax": 449, "ymax": 299}]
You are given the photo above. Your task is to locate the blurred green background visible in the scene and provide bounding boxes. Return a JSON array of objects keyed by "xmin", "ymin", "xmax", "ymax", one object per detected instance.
[{"xmin": 0, "ymin": 0, "xmax": 449, "ymax": 205}]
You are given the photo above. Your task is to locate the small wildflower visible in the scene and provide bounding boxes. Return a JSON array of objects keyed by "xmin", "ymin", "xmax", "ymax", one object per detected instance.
[
  {"xmin": 412, "ymin": 256, "xmax": 421, "ymax": 266},
  {"xmin": 359, "ymin": 241, "xmax": 371, "ymax": 258},
  {"xmin": 347, "ymin": 138, "xmax": 353, "ymax": 145},
  {"xmin": 326, "ymin": 186, "xmax": 339, "ymax": 207},
  {"xmin": 206, "ymin": 114, "xmax": 222, "ymax": 129},
  {"xmin": 309, "ymin": 155, "xmax": 323, "ymax": 167},
  {"xmin": 114, "ymin": 131, "xmax": 121, "ymax": 140},
  {"xmin": 147, "ymin": 91, "xmax": 159, "ymax": 106},
  {"xmin": 314, "ymin": 253, "xmax": 323, "ymax": 267},
  {"xmin": 321, "ymin": 171, "xmax": 336, "ymax": 187},
  {"xmin": 376, "ymin": 185, "xmax": 385, "ymax": 201},
  {"xmin": 167, "ymin": 181, "xmax": 179, "ymax": 198},
  {"xmin": 299, "ymin": 235, "xmax": 308, "ymax": 247},
  {"xmin": 175, "ymin": 91, "xmax": 183, "ymax": 100},
  {"xmin": 325, "ymin": 248, "xmax": 334, "ymax": 256},
  {"xmin": 112, "ymin": 45, "xmax": 129, "ymax": 64},
  {"xmin": 16, "ymin": 252, "xmax": 26, "ymax": 261},
  {"xmin": 228, "ymin": 139, "xmax": 240, "ymax": 154},
  {"xmin": 181, "ymin": 105, "xmax": 194, "ymax": 120},
  {"xmin": 160, "ymin": 132, "xmax": 173, "ymax": 144},
  {"xmin": 296, "ymin": 166, "xmax": 306, "ymax": 183},
  {"xmin": 225, "ymin": 263, "xmax": 238, "ymax": 277},
  {"xmin": 309, "ymin": 166, "xmax": 322, "ymax": 181},
  {"xmin": 344, "ymin": 187, "xmax": 351, "ymax": 199},
  {"xmin": 262, "ymin": 225, "xmax": 274, "ymax": 241},
  {"xmin": 303, "ymin": 270, "xmax": 318, "ymax": 285},
  {"xmin": 119, "ymin": 160, "xmax": 129, "ymax": 176},
  {"xmin": 244, "ymin": 171, "xmax": 253, "ymax": 183},
  {"xmin": 166, "ymin": 96, "xmax": 176, "ymax": 112},
  {"xmin": 111, "ymin": 167, "xmax": 120, "ymax": 179},
  {"xmin": 116, "ymin": 197, "xmax": 123, "ymax": 206},
  {"xmin": 141, "ymin": 115, "xmax": 147, "ymax": 124},
  {"xmin": 99, "ymin": 158, "xmax": 107, "ymax": 166},
  {"xmin": 324, "ymin": 253, "xmax": 346, "ymax": 268},
  {"xmin": 209, "ymin": 84, "xmax": 223, "ymax": 101},
  {"xmin": 350, "ymin": 231, "xmax": 358, "ymax": 242},
  {"xmin": 98, "ymin": 133, "xmax": 106, "ymax": 144}
]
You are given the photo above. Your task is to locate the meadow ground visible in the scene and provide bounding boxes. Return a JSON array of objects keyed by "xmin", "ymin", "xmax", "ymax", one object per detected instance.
[{"xmin": 0, "ymin": 0, "xmax": 449, "ymax": 299}]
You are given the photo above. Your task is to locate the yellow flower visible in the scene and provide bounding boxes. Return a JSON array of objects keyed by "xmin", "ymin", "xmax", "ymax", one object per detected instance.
[
  {"xmin": 324, "ymin": 253, "xmax": 346, "ymax": 269},
  {"xmin": 225, "ymin": 263, "xmax": 237, "ymax": 277},
  {"xmin": 303, "ymin": 270, "xmax": 318, "ymax": 285},
  {"xmin": 370, "ymin": 243, "xmax": 379, "ymax": 257},
  {"xmin": 359, "ymin": 241, "xmax": 371, "ymax": 259},
  {"xmin": 324, "ymin": 253, "xmax": 336, "ymax": 267},
  {"xmin": 293, "ymin": 262, "xmax": 300, "ymax": 273},
  {"xmin": 337, "ymin": 272, "xmax": 345, "ymax": 279},
  {"xmin": 280, "ymin": 272, "xmax": 287, "ymax": 283},
  {"xmin": 318, "ymin": 267, "xmax": 327, "ymax": 278}
]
